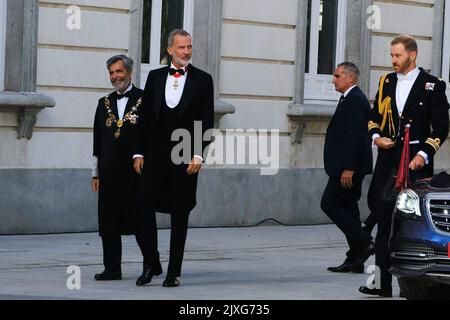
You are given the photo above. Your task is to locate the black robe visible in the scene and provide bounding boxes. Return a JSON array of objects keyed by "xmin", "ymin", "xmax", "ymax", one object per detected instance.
[{"xmin": 93, "ymin": 85, "xmax": 144, "ymax": 236}]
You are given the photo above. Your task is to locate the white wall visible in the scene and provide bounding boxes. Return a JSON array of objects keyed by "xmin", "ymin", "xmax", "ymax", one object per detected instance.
[
  {"xmin": 0, "ymin": 0, "xmax": 7, "ymax": 92},
  {"xmin": 31, "ymin": 0, "xmax": 131, "ymax": 169},
  {"xmin": 369, "ymin": 0, "xmax": 435, "ymax": 100},
  {"xmin": 443, "ymin": 0, "xmax": 450, "ymax": 98},
  {"xmin": 218, "ymin": 0, "xmax": 298, "ymax": 169},
  {"xmin": 220, "ymin": 0, "xmax": 297, "ymax": 133}
]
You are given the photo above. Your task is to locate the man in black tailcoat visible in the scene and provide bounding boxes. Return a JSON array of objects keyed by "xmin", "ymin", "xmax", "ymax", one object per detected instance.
[{"xmin": 133, "ymin": 29, "xmax": 214, "ymax": 287}]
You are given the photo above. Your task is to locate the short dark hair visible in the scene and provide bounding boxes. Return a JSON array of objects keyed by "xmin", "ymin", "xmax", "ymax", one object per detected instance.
[
  {"xmin": 337, "ymin": 62, "xmax": 360, "ymax": 81},
  {"xmin": 168, "ymin": 29, "xmax": 191, "ymax": 48},
  {"xmin": 106, "ymin": 55, "xmax": 134, "ymax": 72},
  {"xmin": 391, "ymin": 34, "xmax": 418, "ymax": 53}
]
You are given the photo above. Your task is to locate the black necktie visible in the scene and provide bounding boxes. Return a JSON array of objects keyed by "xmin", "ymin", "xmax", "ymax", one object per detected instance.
[
  {"xmin": 169, "ymin": 68, "xmax": 185, "ymax": 76},
  {"xmin": 338, "ymin": 95, "xmax": 345, "ymax": 104},
  {"xmin": 116, "ymin": 91, "xmax": 131, "ymax": 100}
]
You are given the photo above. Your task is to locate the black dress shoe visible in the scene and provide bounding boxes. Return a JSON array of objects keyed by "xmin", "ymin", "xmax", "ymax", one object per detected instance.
[
  {"xmin": 136, "ymin": 264, "xmax": 163, "ymax": 286},
  {"xmin": 327, "ymin": 262, "xmax": 364, "ymax": 273},
  {"xmin": 355, "ymin": 242, "xmax": 375, "ymax": 265},
  {"xmin": 162, "ymin": 276, "xmax": 180, "ymax": 287},
  {"xmin": 359, "ymin": 286, "xmax": 392, "ymax": 297},
  {"xmin": 94, "ymin": 271, "xmax": 122, "ymax": 281},
  {"xmin": 349, "ymin": 263, "xmax": 364, "ymax": 273}
]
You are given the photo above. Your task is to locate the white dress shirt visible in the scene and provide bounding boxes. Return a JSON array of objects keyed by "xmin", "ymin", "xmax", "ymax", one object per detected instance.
[
  {"xmin": 165, "ymin": 63, "xmax": 188, "ymax": 108},
  {"xmin": 116, "ymin": 84, "xmax": 133, "ymax": 119},
  {"xmin": 396, "ymin": 67, "xmax": 420, "ymax": 114},
  {"xmin": 343, "ymin": 85, "xmax": 357, "ymax": 98},
  {"xmin": 133, "ymin": 63, "xmax": 203, "ymax": 162}
]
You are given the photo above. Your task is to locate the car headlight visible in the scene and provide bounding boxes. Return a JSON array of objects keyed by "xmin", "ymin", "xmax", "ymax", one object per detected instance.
[{"xmin": 396, "ymin": 189, "xmax": 421, "ymax": 217}]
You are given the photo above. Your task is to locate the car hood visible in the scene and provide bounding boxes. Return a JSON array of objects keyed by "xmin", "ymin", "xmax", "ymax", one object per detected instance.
[{"xmin": 412, "ymin": 171, "xmax": 450, "ymax": 196}]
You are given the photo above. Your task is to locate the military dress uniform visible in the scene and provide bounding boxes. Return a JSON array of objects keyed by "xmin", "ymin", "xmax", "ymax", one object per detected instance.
[{"xmin": 368, "ymin": 67, "xmax": 449, "ymax": 293}]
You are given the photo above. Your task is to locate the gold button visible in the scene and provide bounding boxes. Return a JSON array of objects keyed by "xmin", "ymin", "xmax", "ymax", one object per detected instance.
[
  {"xmin": 409, "ymin": 119, "xmax": 412, "ymax": 123},
  {"xmin": 401, "ymin": 137, "xmax": 404, "ymax": 141}
]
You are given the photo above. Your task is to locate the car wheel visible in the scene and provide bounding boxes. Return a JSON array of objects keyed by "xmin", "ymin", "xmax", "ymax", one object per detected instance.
[{"xmin": 398, "ymin": 278, "xmax": 450, "ymax": 300}]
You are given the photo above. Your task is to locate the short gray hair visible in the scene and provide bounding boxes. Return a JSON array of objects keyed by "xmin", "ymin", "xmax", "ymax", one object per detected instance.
[
  {"xmin": 337, "ymin": 62, "xmax": 360, "ymax": 81},
  {"xmin": 168, "ymin": 29, "xmax": 191, "ymax": 48},
  {"xmin": 106, "ymin": 55, "xmax": 134, "ymax": 72}
]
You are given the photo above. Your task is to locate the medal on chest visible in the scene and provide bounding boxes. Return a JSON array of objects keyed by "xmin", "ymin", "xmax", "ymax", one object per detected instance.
[{"xmin": 173, "ymin": 72, "xmax": 182, "ymax": 90}]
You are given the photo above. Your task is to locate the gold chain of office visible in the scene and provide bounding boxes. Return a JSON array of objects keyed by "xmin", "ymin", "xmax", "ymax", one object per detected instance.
[{"xmin": 104, "ymin": 95, "xmax": 142, "ymax": 139}]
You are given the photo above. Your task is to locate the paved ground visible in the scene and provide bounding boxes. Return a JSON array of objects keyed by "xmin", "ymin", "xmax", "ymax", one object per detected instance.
[{"xmin": 0, "ymin": 224, "xmax": 402, "ymax": 300}]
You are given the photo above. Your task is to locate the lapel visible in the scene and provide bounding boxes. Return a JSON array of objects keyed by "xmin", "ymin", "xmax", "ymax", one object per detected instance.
[
  {"xmin": 124, "ymin": 85, "xmax": 138, "ymax": 115},
  {"xmin": 153, "ymin": 66, "xmax": 170, "ymax": 123},
  {"xmin": 176, "ymin": 64, "xmax": 200, "ymax": 119},
  {"xmin": 402, "ymin": 68, "xmax": 426, "ymax": 116},
  {"xmin": 110, "ymin": 92, "xmax": 119, "ymax": 119},
  {"xmin": 329, "ymin": 94, "xmax": 346, "ymax": 128},
  {"xmin": 388, "ymin": 74, "xmax": 399, "ymax": 117}
]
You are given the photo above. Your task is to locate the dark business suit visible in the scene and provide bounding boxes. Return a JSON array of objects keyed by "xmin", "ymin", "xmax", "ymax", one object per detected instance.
[
  {"xmin": 93, "ymin": 85, "xmax": 144, "ymax": 274},
  {"xmin": 135, "ymin": 64, "xmax": 214, "ymax": 278},
  {"xmin": 321, "ymin": 86, "xmax": 373, "ymax": 264},
  {"xmin": 368, "ymin": 68, "xmax": 449, "ymax": 291}
]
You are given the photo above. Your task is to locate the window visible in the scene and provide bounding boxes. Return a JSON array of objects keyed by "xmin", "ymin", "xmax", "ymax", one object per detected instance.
[
  {"xmin": 141, "ymin": 0, "xmax": 194, "ymax": 85},
  {"xmin": 304, "ymin": 0, "xmax": 347, "ymax": 102},
  {"xmin": 0, "ymin": 0, "xmax": 6, "ymax": 91}
]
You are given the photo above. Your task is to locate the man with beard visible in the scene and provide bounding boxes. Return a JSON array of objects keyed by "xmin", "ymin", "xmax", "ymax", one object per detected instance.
[
  {"xmin": 92, "ymin": 55, "xmax": 144, "ymax": 280},
  {"xmin": 133, "ymin": 29, "xmax": 214, "ymax": 287},
  {"xmin": 359, "ymin": 35, "xmax": 449, "ymax": 297}
]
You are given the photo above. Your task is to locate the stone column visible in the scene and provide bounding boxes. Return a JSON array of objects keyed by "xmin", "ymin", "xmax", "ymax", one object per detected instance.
[{"xmin": 2, "ymin": 0, "xmax": 54, "ymax": 139}]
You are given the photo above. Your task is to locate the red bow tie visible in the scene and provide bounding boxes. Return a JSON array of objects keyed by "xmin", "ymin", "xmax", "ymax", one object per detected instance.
[{"xmin": 169, "ymin": 68, "xmax": 185, "ymax": 78}]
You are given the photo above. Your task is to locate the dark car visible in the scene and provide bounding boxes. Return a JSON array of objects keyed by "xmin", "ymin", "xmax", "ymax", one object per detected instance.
[{"xmin": 390, "ymin": 172, "xmax": 450, "ymax": 300}]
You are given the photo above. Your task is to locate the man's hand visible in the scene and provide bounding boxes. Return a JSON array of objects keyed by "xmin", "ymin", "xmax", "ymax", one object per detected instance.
[
  {"xmin": 410, "ymin": 154, "xmax": 425, "ymax": 171},
  {"xmin": 374, "ymin": 137, "xmax": 396, "ymax": 150},
  {"xmin": 134, "ymin": 157, "xmax": 144, "ymax": 175},
  {"xmin": 187, "ymin": 157, "xmax": 203, "ymax": 175},
  {"xmin": 341, "ymin": 170, "xmax": 355, "ymax": 189},
  {"xmin": 92, "ymin": 178, "xmax": 100, "ymax": 192}
]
